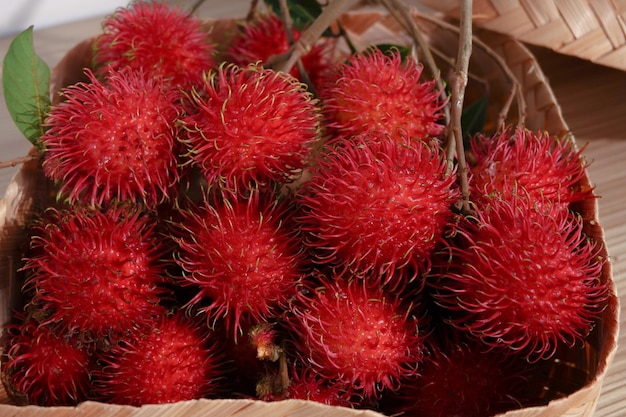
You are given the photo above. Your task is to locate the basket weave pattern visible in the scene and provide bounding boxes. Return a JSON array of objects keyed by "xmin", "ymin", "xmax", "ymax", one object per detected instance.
[
  {"xmin": 417, "ymin": 0, "xmax": 626, "ymax": 72},
  {"xmin": 0, "ymin": 6, "xmax": 619, "ymax": 417}
]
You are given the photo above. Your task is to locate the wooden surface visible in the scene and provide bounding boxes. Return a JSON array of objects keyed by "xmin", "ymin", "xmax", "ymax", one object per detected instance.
[{"xmin": 0, "ymin": 1, "xmax": 625, "ymax": 416}]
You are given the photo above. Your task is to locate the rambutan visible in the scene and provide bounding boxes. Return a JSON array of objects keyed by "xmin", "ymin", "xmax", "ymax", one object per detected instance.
[
  {"xmin": 41, "ymin": 68, "xmax": 183, "ymax": 208},
  {"xmin": 226, "ymin": 12, "xmax": 334, "ymax": 89},
  {"xmin": 1, "ymin": 314, "xmax": 93, "ymax": 406},
  {"xmin": 469, "ymin": 127, "xmax": 593, "ymax": 209},
  {"xmin": 95, "ymin": 0, "xmax": 215, "ymax": 90},
  {"xmin": 431, "ymin": 194, "xmax": 608, "ymax": 360},
  {"xmin": 172, "ymin": 190, "xmax": 307, "ymax": 336},
  {"xmin": 92, "ymin": 311, "xmax": 224, "ymax": 405},
  {"xmin": 286, "ymin": 272, "xmax": 425, "ymax": 400},
  {"xmin": 22, "ymin": 204, "xmax": 171, "ymax": 342},
  {"xmin": 259, "ymin": 362, "xmax": 357, "ymax": 407},
  {"xmin": 181, "ymin": 63, "xmax": 321, "ymax": 193},
  {"xmin": 320, "ymin": 47, "xmax": 445, "ymax": 144},
  {"xmin": 296, "ymin": 132, "xmax": 458, "ymax": 288},
  {"xmin": 384, "ymin": 338, "xmax": 530, "ymax": 417}
]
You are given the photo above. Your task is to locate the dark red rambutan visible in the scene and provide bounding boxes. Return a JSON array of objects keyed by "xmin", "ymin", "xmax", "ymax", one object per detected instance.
[
  {"xmin": 41, "ymin": 68, "xmax": 183, "ymax": 208},
  {"xmin": 172, "ymin": 190, "xmax": 307, "ymax": 336},
  {"xmin": 296, "ymin": 132, "xmax": 459, "ymax": 288},
  {"xmin": 469, "ymin": 127, "xmax": 593, "ymax": 209},
  {"xmin": 226, "ymin": 12, "xmax": 335, "ymax": 89},
  {"xmin": 95, "ymin": 0, "xmax": 215, "ymax": 90},
  {"xmin": 1, "ymin": 314, "xmax": 93, "ymax": 406},
  {"xmin": 181, "ymin": 63, "xmax": 321, "ymax": 193},
  {"xmin": 286, "ymin": 272, "xmax": 425, "ymax": 400},
  {"xmin": 92, "ymin": 311, "xmax": 224, "ymax": 405},
  {"xmin": 431, "ymin": 194, "xmax": 608, "ymax": 360},
  {"xmin": 22, "ymin": 204, "xmax": 171, "ymax": 342},
  {"xmin": 385, "ymin": 339, "xmax": 530, "ymax": 417},
  {"xmin": 258, "ymin": 362, "xmax": 357, "ymax": 408},
  {"xmin": 320, "ymin": 47, "xmax": 445, "ymax": 144}
]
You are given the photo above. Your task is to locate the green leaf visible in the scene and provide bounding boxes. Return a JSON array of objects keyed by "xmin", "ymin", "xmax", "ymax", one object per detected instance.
[
  {"xmin": 461, "ymin": 96, "xmax": 488, "ymax": 146},
  {"xmin": 265, "ymin": 0, "xmax": 328, "ymax": 34},
  {"xmin": 2, "ymin": 26, "xmax": 51, "ymax": 147}
]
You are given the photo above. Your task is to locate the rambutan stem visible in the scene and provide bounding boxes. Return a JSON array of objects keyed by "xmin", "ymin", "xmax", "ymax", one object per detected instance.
[
  {"xmin": 0, "ymin": 154, "xmax": 39, "ymax": 169},
  {"xmin": 449, "ymin": 0, "xmax": 473, "ymax": 214},
  {"xmin": 277, "ymin": 0, "xmax": 317, "ymax": 94},
  {"xmin": 272, "ymin": 0, "xmax": 360, "ymax": 75}
]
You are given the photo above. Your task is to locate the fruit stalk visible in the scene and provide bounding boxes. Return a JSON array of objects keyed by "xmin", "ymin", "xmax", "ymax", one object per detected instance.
[{"xmin": 448, "ymin": 0, "xmax": 473, "ymax": 213}]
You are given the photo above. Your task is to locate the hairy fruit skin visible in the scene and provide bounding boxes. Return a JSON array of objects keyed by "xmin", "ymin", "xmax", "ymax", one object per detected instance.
[
  {"xmin": 321, "ymin": 47, "xmax": 445, "ymax": 144},
  {"xmin": 95, "ymin": 0, "xmax": 215, "ymax": 90},
  {"xmin": 226, "ymin": 13, "xmax": 334, "ymax": 89},
  {"xmin": 41, "ymin": 68, "xmax": 183, "ymax": 208},
  {"xmin": 432, "ymin": 195, "xmax": 608, "ymax": 360},
  {"xmin": 22, "ymin": 205, "xmax": 171, "ymax": 342},
  {"xmin": 469, "ymin": 127, "xmax": 593, "ymax": 210},
  {"xmin": 386, "ymin": 340, "xmax": 530, "ymax": 417},
  {"xmin": 287, "ymin": 273, "xmax": 424, "ymax": 400},
  {"xmin": 297, "ymin": 132, "xmax": 458, "ymax": 288},
  {"xmin": 1, "ymin": 315, "xmax": 93, "ymax": 406},
  {"xmin": 92, "ymin": 312, "xmax": 224, "ymax": 405},
  {"xmin": 173, "ymin": 191, "xmax": 307, "ymax": 336},
  {"xmin": 182, "ymin": 63, "xmax": 321, "ymax": 193}
]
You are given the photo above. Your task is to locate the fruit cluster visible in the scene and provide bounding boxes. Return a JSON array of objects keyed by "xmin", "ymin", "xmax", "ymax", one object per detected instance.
[{"xmin": 0, "ymin": 1, "xmax": 608, "ymax": 416}]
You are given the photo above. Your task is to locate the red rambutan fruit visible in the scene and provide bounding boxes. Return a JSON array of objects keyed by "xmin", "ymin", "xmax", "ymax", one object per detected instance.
[
  {"xmin": 41, "ymin": 68, "xmax": 183, "ymax": 208},
  {"xmin": 95, "ymin": 0, "xmax": 215, "ymax": 90},
  {"xmin": 385, "ymin": 338, "xmax": 530, "ymax": 417},
  {"xmin": 181, "ymin": 63, "xmax": 321, "ymax": 193},
  {"xmin": 22, "ymin": 204, "xmax": 171, "ymax": 342},
  {"xmin": 172, "ymin": 190, "xmax": 307, "ymax": 336},
  {"xmin": 286, "ymin": 272, "xmax": 425, "ymax": 400},
  {"xmin": 431, "ymin": 195, "xmax": 608, "ymax": 360},
  {"xmin": 320, "ymin": 47, "xmax": 445, "ymax": 144},
  {"xmin": 92, "ymin": 311, "xmax": 224, "ymax": 405},
  {"xmin": 1, "ymin": 314, "xmax": 93, "ymax": 406},
  {"xmin": 259, "ymin": 362, "xmax": 358, "ymax": 408},
  {"xmin": 469, "ymin": 127, "xmax": 593, "ymax": 209},
  {"xmin": 296, "ymin": 132, "xmax": 459, "ymax": 288},
  {"xmin": 226, "ymin": 12, "xmax": 335, "ymax": 89}
]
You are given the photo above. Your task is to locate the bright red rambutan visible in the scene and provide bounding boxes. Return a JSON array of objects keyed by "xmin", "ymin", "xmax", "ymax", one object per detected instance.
[
  {"xmin": 469, "ymin": 127, "xmax": 593, "ymax": 209},
  {"xmin": 296, "ymin": 132, "xmax": 459, "ymax": 288},
  {"xmin": 226, "ymin": 12, "xmax": 334, "ymax": 89},
  {"xmin": 22, "ymin": 204, "xmax": 171, "ymax": 342},
  {"xmin": 431, "ymin": 194, "xmax": 608, "ymax": 360},
  {"xmin": 1, "ymin": 314, "xmax": 93, "ymax": 406},
  {"xmin": 286, "ymin": 272, "xmax": 425, "ymax": 400},
  {"xmin": 95, "ymin": 0, "xmax": 215, "ymax": 90},
  {"xmin": 172, "ymin": 190, "xmax": 308, "ymax": 336},
  {"xmin": 320, "ymin": 47, "xmax": 445, "ymax": 144},
  {"xmin": 92, "ymin": 311, "xmax": 224, "ymax": 405},
  {"xmin": 41, "ymin": 68, "xmax": 183, "ymax": 208},
  {"xmin": 384, "ymin": 338, "xmax": 530, "ymax": 417},
  {"xmin": 181, "ymin": 63, "xmax": 321, "ymax": 193}
]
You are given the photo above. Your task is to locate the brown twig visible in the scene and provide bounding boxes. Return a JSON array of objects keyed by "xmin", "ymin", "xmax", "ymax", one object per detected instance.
[
  {"xmin": 277, "ymin": 0, "xmax": 317, "ymax": 94},
  {"xmin": 0, "ymin": 154, "xmax": 39, "ymax": 170},
  {"xmin": 417, "ymin": 11, "xmax": 526, "ymax": 127},
  {"xmin": 270, "ymin": 0, "xmax": 360, "ymax": 74},
  {"xmin": 448, "ymin": 0, "xmax": 473, "ymax": 214}
]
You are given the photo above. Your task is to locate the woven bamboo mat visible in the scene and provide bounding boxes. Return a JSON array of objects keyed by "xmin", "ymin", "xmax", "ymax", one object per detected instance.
[{"xmin": 416, "ymin": 0, "xmax": 626, "ymax": 73}]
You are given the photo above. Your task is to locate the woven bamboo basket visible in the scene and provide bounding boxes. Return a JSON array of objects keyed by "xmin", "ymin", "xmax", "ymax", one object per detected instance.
[
  {"xmin": 0, "ymin": 4, "xmax": 619, "ymax": 417},
  {"xmin": 416, "ymin": 0, "xmax": 626, "ymax": 72}
]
